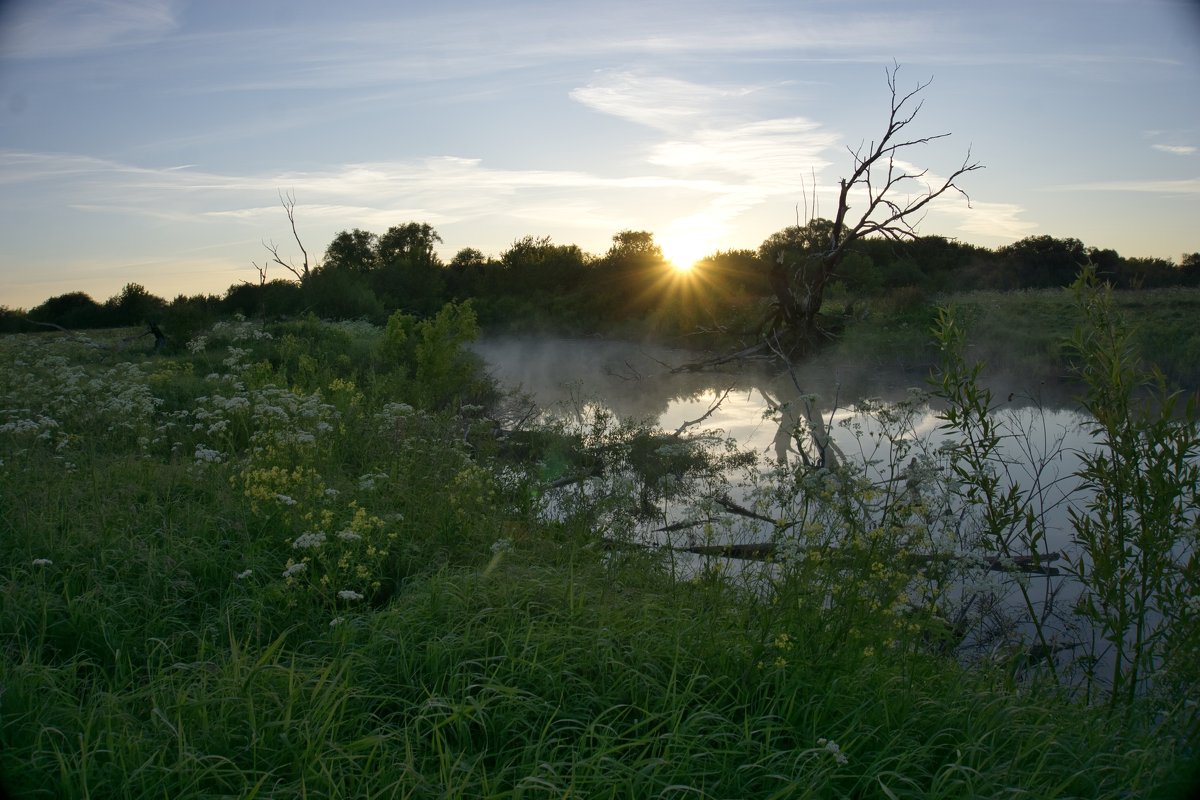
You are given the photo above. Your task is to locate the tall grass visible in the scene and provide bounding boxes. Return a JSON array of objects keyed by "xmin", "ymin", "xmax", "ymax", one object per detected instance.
[{"xmin": 1, "ymin": 307, "xmax": 1196, "ymax": 797}]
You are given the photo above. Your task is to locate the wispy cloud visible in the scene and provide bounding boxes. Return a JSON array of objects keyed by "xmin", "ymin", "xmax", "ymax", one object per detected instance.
[
  {"xmin": 1, "ymin": 0, "xmax": 181, "ymax": 58},
  {"xmin": 1048, "ymin": 177, "xmax": 1200, "ymax": 194},
  {"xmin": 0, "ymin": 148, "xmax": 732, "ymax": 236},
  {"xmin": 1152, "ymin": 144, "xmax": 1196, "ymax": 156},
  {"xmin": 569, "ymin": 71, "xmax": 843, "ymax": 245},
  {"xmin": 571, "ymin": 72, "xmax": 758, "ymax": 132}
]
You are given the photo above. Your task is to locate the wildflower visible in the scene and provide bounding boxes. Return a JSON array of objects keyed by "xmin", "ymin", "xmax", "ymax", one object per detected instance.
[
  {"xmin": 336, "ymin": 529, "xmax": 362, "ymax": 542},
  {"xmin": 490, "ymin": 538, "xmax": 514, "ymax": 555},
  {"xmin": 863, "ymin": 646, "xmax": 875, "ymax": 657},
  {"xmin": 32, "ymin": 558, "xmax": 53, "ymax": 567},
  {"xmin": 275, "ymin": 493, "xmax": 297, "ymax": 506},
  {"xmin": 194, "ymin": 445, "xmax": 223, "ymax": 464},
  {"xmin": 329, "ymin": 617, "xmax": 345, "ymax": 627},
  {"xmin": 282, "ymin": 562, "xmax": 307, "ymax": 578},
  {"xmin": 236, "ymin": 569, "xmax": 253, "ymax": 580},
  {"xmin": 292, "ymin": 531, "xmax": 326, "ymax": 549},
  {"xmin": 818, "ymin": 738, "xmax": 849, "ymax": 765},
  {"xmin": 337, "ymin": 589, "xmax": 364, "ymax": 601},
  {"xmin": 358, "ymin": 472, "xmax": 388, "ymax": 491}
]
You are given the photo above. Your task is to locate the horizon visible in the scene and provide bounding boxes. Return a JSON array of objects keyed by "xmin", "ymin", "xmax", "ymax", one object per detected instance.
[{"xmin": 2, "ymin": 0, "xmax": 1199, "ymax": 309}]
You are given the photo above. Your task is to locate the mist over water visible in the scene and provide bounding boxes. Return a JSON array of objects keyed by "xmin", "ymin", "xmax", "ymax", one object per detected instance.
[
  {"xmin": 472, "ymin": 334, "xmax": 1095, "ymax": 555},
  {"xmin": 472, "ymin": 335, "xmax": 1124, "ymax": 671},
  {"xmin": 473, "ymin": 335, "xmax": 929, "ymax": 421}
]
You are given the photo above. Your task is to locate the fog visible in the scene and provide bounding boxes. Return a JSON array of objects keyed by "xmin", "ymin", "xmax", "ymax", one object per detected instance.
[
  {"xmin": 473, "ymin": 335, "xmax": 934, "ymax": 422},
  {"xmin": 471, "ymin": 334, "xmax": 1191, "ymax": 683}
]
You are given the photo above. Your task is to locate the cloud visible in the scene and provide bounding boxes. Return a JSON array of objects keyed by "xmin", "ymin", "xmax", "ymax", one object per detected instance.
[
  {"xmin": 569, "ymin": 71, "xmax": 842, "ymax": 230},
  {"xmin": 1048, "ymin": 177, "xmax": 1200, "ymax": 194},
  {"xmin": 938, "ymin": 200, "xmax": 1038, "ymax": 241},
  {"xmin": 0, "ymin": 148, "xmax": 738, "ymax": 244},
  {"xmin": 1, "ymin": 0, "xmax": 181, "ymax": 58},
  {"xmin": 570, "ymin": 71, "xmax": 756, "ymax": 132},
  {"xmin": 1152, "ymin": 144, "xmax": 1196, "ymax": 156},
  {"xmin": 649, "ymin": 119, "xmax": 837, "ymax": 189}
]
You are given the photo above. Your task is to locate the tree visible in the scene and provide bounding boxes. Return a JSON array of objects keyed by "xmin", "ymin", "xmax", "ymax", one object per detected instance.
[
  {"xmin": 373, "ymin": 223, "xmax": 446, "ymax": 315},
  {"xmin": 29, "ymin": 291, "xmax": 106, "ymax": 329},
  {"xmin": 445, "ymin": 247, "xmax": 493, "ymax": 300},
  {"xmin": 255, "ymin": 190, "xmax": 314, "ymax": 283},
  {"xmin": 322, "ymin": 229, "xmax": 379, "ymax": 273},
  {"xmin": 450, "ymin": 247, "xmax": 487, "ymax": 270},
  {"xmin": 105, "ymin": 283, "xmax": 167, "ymax": 326},
  {"xmin": 377, "ymin": 223, "xmax": 442, "ymax": 270},
  {"xmin": 590, "ymin": 230, "xmax": 670, "ymax": 318},
  {"xmin": 1178, "ymin": 252, "xmax": 1200, "ymax": 286},
  {"xmin": 764, "ymin": 64, "xmax": 982, "ymax": 355},
  {"xmin": 500, "ymin": 235, "xmax": 588, "ymax": 296},
  {"xmin": 996, "ymin": 235, "xmax": 1087, "ymax": 288}
]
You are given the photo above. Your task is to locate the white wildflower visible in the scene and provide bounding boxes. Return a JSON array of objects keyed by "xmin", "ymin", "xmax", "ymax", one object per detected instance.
[
  {"xmin": 194, "ymin": 445, "xmax": 223, "ymax": 464},
  {"xmin": 337, "ymin": 589, "xmax": 364, "ymax": 601},
  {"xmin": 236, "ymin": 569, "xmax": 253, "ymax": 580},
  {"xmin": 32, "ymin": 558, "xmax": 53, "ymax": 567},
  {"xmin": 292, "ymin": 531, "xmax": 326, "ymax": 549},
  {"xmin": 358, "ymin": 472, "xmax": 388, "ymax": 491},
  {"xmin": 275, "ymin": 493, "xmax": 297, "ymax": 506},
  {"xmin": 282, "ymin": 562, "xmax": 307, "ymax": 578},
  {"xmin": 490, "ymin": 538, "xmax": 514, "ymax": 555},
  {"xmin": 336, "ymin": 529, "xmax": 362, "ymax": 542},
  {"xmin": 817, "ymin": 738, "xmax": 849, "ymax": 766},
  {"xmin": 329, "ymin": 616, "xmax": 345, "ymax": 627}
]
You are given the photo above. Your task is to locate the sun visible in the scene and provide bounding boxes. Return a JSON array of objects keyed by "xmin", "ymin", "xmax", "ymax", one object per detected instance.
[{"xmin": 659, "ymin": 234, "xmax": 711, "ymax": 274}]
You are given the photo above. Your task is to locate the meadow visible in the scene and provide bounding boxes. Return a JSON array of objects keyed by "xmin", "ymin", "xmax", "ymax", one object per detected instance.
[{"xmin": 1, "ymin": 289, "xmax": 1197, "ymax": 798}]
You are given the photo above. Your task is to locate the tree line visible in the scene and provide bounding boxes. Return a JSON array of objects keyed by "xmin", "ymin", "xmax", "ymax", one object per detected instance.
[{"xmin": 4, "ymin": 220, "xmax": 1198, "ymax": 340}]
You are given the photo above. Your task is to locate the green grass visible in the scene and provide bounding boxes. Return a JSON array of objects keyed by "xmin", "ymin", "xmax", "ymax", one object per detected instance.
[
  {"xmin": 832, "ymin": 286, "xmax": 1200, "ymax": 390},
  {"xmin": 1, "ymin": 313, "xmax": 1196, "ymax": 798}
]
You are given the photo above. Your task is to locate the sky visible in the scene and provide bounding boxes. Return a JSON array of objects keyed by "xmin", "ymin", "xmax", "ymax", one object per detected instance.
[{"xmin": 1, "ymin": 0, "xmax": 1198, "ymax": 309}]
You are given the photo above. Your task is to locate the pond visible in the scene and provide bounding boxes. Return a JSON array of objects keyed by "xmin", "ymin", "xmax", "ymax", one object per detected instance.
[
  {"xmin": 471, "ymin": 335, "xmax": 1198, "ymax": 694},
  {"xmin": 471, "ymin": 334, "xmax": 1092, "ymax": 547}
]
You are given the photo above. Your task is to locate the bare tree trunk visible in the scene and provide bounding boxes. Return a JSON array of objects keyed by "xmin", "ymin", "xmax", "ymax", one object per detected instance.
[
  {"xmin": 767, "ymin": 63, "xmax": 982, "ymax": 358},
  {"xmin": 258, "ymin": 189, "xmax": 313, "ymax": 283}
]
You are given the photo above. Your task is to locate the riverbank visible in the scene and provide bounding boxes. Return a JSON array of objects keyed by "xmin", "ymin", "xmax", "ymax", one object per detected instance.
[{"xmin": 829, "ymin": 286, "xmax": 1200, "ymax": 391}]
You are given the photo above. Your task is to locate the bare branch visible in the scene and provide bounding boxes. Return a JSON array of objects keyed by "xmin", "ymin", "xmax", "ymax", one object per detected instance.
[
  {"xmin": 256, "ymin": 190, "xmax": 313, "ymax": 283},
  {"xmin": 280, "ymin": 189, "xmax": 311, "ymax": 280}
]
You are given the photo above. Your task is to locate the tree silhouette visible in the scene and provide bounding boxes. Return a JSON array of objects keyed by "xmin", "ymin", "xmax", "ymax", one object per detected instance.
[{"xmin": 766, "ymin": 64, "xmax": 982, "ymax": 355}]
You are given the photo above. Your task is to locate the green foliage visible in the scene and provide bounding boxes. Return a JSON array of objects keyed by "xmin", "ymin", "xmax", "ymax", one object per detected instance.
[
  {"xmin": 303, "ymin": 266, "xmax": 387, "ymax": 321},
  {"xmin": 587, "ymin": 230, "xmax": 671, "ymax": 319},
  {"xmin": 28, "ymin": 291, "xmax": 107, "ymax": 329},
  {"xmin": 1065, "ymin": 269, "xmax": 1200, "ymax": 713},
  {"xmin": 382, "ymin": 301, "xmax": 487, "ymax": 408},
  {"xmin": 930, "ymin": 305, "xmax": 1060, "ymax": 680},
  {"xmin": 924, "ymin": 274, "xmax": 1200, "ymax": 743},
  {"xmin": 1, "ymin": 303, "xmax": 1196, "ymax": 798},
  {"xmin": 322, "ymin": 227, "xmax": 378, "ymax": 273},
  {"xmin": 105, "ymin": 282, "xmax": 167, "ymax": 326}
]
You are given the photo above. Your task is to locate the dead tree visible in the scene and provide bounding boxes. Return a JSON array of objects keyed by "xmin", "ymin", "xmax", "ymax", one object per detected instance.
[
  {"xmin": 253, "ymin": 189, "xmax": 313, "ymax": 284},
  {"xmin": 678, "ymin": 64, "xmax": 982, "ymax": 371},
  {"xmin": 779, "ymin": 64, "xmax": 981, "ymax": 350}
]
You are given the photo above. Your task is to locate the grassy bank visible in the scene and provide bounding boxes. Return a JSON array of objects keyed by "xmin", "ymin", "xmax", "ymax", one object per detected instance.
[
  {"xmin": 1, "ymin": 311, "xmax": 1196, "ymax": 798},
  {"xmin": 831, "ymin": 286, "xmax": 1200, "ymax": 391}
]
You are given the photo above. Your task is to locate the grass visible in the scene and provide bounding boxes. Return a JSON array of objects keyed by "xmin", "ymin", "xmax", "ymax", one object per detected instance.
[
  {"xmin": 1, "ymin": 311, "xmax": 1197, "ymax": 798},
  {"xmin": 832, "ymin": 286, "xmax": 1200, "ymax": 391}
]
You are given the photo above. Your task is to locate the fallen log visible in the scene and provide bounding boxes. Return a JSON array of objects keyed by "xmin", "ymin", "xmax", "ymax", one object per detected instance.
[{"xmin": 603, "ymin": 536, "xmax": 1063, "ymax": 576}]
